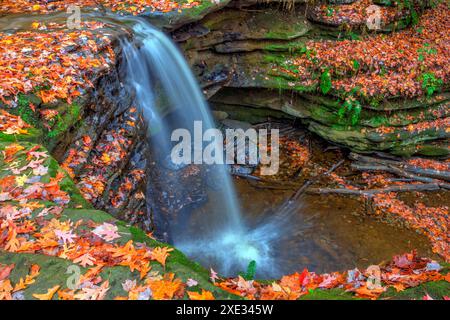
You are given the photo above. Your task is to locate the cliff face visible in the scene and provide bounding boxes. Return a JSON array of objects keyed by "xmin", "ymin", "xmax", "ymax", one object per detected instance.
[{"xmin": 171, "ymin": 1, "xmax": 449, "ymax": 157}]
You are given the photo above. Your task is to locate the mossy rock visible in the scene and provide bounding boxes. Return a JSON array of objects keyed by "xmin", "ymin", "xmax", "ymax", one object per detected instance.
[
  {"xmin": 0, "ymin": 135, "xmax": 237, "ymax": 299},
  {"xmin": 144, "ymin": 0, "xmax": 232, "ymax": 31},
  {"xmin": 0, "ymin": 128, "xmax": 43, "ymax": 144},
  {"xmin": 380, "ymin": 281, "xmax": 450, "ymax": 300},
  {"xmin": 300, "ymin": 288, "xmax": 361, "ymax": 300},
  {"xmin": 181, "ymin": 7, "xmax": 312, "ymax": 52},
  {"xmin": 0, "ymin": 206, "xmax": 238, "ymax": 300},
  {"xmin": 307, "ymin": 119, "xmax": 449, "ymax": 156}
]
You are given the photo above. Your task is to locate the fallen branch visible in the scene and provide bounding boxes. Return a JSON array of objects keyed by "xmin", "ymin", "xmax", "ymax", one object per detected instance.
[
  {"xmin": 349, "ymin": 152, "xmax": 400, "ymax": 166},
  {"xmin": 307, "ymin": 183, "xmax": 444, "ymax": 196},
  {"xmin": 405, "ymin": 167, "xmax": 450, "ymax": 182},
  {"xmin": 349, "ymin": 152, "xmax": 450, "ymax": 182},
  {"xmin": 248, "ymin": 181, "xmax": 296, "ymax": 190},
  {"xmin": 351, "ymin": 163, "xmax": 450, "ymax": 189}
]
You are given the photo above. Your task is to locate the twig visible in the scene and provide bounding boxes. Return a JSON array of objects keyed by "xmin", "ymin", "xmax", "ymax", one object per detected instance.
[
  {"xmin": 233, "ymin": 173, "xmax": 263, "ymax": 181},
  {"xmin": 291, "ymin": 159, "xmax": 345, "ymax": 201},
  {"xmin": 249, "ymin": 181, "xmax": 295, "ymax": 190}
]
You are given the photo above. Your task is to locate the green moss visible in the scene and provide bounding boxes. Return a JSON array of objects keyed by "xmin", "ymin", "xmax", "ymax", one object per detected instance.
[
  {"xmin": 300, "ymin": 288, "xmax": 361, "ymax": 300},
  {"xmin": 0, "ymin": 128, "xmax": 43, "ymax": 143},
  {"xmin": 381, "ymin": 281, "xmax": 450, "ymax": 300},
  {"xmin": 17, "ymin": 94, "xmax": 39, "ymax": 127},
  {"xmin": 0, "ymin": 251, "xmax": 87, "ymax": 300},
  {"xmin": 264, "ymin": 42, "xmax": 308, "ymax": 53},
  {"xmin": 57, "ymin": 169, "xmax": 93, "ymax": 209},
  {"xmin": 45, "ymin": 103, "xmax": 81, "ymax": 145}
]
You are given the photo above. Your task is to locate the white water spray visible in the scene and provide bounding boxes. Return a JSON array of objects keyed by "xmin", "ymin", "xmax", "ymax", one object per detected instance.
[{"xmin": 120, "ymin": 18, "xmax": 277, "ymax": 275}]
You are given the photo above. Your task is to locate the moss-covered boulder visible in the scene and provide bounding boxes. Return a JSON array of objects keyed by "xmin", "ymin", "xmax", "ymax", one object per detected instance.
[{"xmin": 175, "ymin": 2, "xmax": 448, "ymax": 157}]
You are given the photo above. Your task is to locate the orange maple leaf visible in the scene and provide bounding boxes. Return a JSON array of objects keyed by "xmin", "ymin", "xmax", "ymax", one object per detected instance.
[
  {"xmin": 147, "ymin": 273, "xmax": 184, "ymax": 300},
  {"xmin": 444, "ymin": 273, "xmax": 450, "ymax": 283},
  {"xmin": 354, "ymin": 285, "xmax": 386, "ymax": 300},
  {"xmin": 57, "ymin": 289, "xmax": 75, "ymax": 300},
  {"xmin": 0, "ymin": 264, "xmax": 15, "ymax": 281},
  {"xmin": 151, "ymin": 246, "xmax": 174, "ymax": 267},
  {"xmin": 73, "ymin": 253, "xmax": 96, "ymax": 267},
  {"xmin": 5, "ymin": 229, "xmax": 20, "ymax": 252},
  {"xmin": 188, "ymin": 289, "xmax": 215, "ymax": 300},
  {"xmin": 2, "ymin": 144, "xmax": 25, "ymax": 162}
]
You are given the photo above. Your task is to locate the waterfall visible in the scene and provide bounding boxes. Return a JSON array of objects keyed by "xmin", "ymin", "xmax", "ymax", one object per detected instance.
[{"xmin": 119, "ymin": 18, "xmax": 277, "ymax": 276}]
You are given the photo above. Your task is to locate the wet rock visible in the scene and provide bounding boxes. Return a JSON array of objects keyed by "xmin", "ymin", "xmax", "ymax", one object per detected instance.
[
  {"xmin": 147, "ymin": 160, "xmax": 208, "ymax": 242},
  {"xmin": 212, "ymin": 110, "xmax": 229, "ymax": 121},
  {"xmin": 145, "ymin": 0, "xmax": 233, "ymax": 31},
  {"xmin": 221, "ymin": 118, "xmax": 253, "ymax": 130},
  {"xmin": 177, "ymin": 7, "xmax": 312, "ymax": 49},
  {"xmin": 211, "ymin": 88, "xmax": 450, "ymax": 156}
]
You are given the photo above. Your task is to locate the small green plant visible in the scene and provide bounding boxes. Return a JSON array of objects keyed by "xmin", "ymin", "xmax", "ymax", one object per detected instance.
[
  {"xmin": 239, "ymin": 260, "xmax": 257, "ymax": 280},
  {"xmin": 410, "ymin": 9, "xmax": 419, "ymax": 25},
  {"xmin": 347, "ymin": 31, "xmax": 361, "ymax": 41},
  {"xmin": 298, "ymin": 46, "xmax": 315, "ymax": 59},
  {"xmin": 320, "ymin": 69, "xmax": 332, "ymax": 94},
  {"xmin": 420, "ymin": 72, "xmax": 443, "ymax": 96},
  {"xmin": 338, "ymin": 97, "xmax": 362, "ymax": 126},
  {"xmin": 326, "ymin": 7, "xmax": 335, "ymax": 17},
  {"xmin": 417, "ymin": 43, "xmax": 437, "ymax": 62}
]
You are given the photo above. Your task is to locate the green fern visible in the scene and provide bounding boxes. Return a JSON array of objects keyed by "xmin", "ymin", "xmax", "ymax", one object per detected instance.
[
  {"xmin": 320, "ymin": 69, "xmax": 332, "ymax": 94},
  {"xmin": 421, "ymin": 72, "xmax": 443, "ymax": 96},
  {"xmin": 338, "ymin": 97, "xmax": 362, "ymax": 126}
]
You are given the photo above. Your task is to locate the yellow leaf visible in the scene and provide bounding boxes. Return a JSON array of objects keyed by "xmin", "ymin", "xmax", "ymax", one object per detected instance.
[
  {"xmin": 33, "ymin": 285, "xmax": 60, "ymax": 300},
  {"xmin": 15, "ymin": 175, "xmax": 28, "ymax": 187},
  {"xmin": 0, "ymin": 279, "xmax": 13, "ymax": 300},
  {"xmin": 13, "ymin": 278, "xmax": 28, "ymax": 292},
  {"xmin": 101, "ymin": 153, "xmax": 111, "ymax": 164},
  {"xmin": 15, "ymin": 263, "xmax": 41, "ymax": 291},
  {"xmin": 392, "ymin": 283, "xmax": 406, "ymax": 292}
]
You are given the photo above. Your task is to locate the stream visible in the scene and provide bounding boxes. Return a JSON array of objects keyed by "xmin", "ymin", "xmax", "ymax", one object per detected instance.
[
  {"xmin": 1, "ymin": 10, "xmax": 437, "ymax": 280},
  {"xmin": 178, "ymin": 142, "xmax": 435, "ymax": 278}
]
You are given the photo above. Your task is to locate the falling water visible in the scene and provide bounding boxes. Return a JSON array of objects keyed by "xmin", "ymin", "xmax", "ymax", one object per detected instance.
[{"xmin": 119, "ymin": 18, "xmax": 280, "ymax": 275}]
